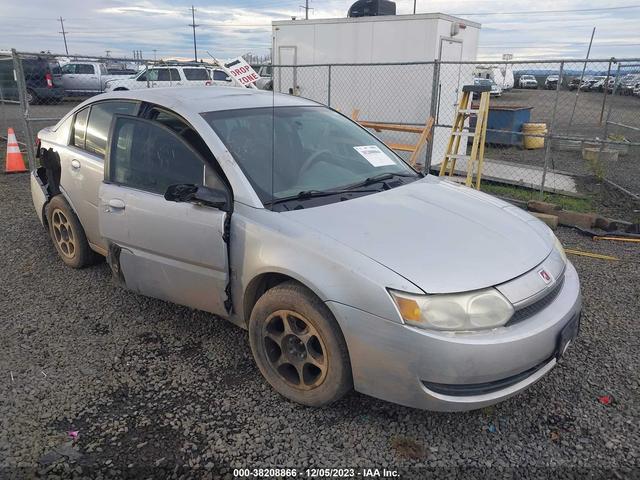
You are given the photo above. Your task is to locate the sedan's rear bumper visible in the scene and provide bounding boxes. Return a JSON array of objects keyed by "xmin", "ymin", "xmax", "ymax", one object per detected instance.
[{"xmin": 328, "ymin": 261, "xmax": 581, "ymax": 412}]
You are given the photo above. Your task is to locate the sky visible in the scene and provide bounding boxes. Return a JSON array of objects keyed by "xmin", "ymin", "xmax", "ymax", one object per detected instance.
[{"xmin": 1, "ymin": 0, "xmax": 639, "ymax": 61}]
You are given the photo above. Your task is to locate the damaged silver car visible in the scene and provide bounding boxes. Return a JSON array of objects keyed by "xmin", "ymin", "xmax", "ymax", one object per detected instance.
[{"xmin": 31, "ymin": 87, "xmax": 581, "ymax": 411}]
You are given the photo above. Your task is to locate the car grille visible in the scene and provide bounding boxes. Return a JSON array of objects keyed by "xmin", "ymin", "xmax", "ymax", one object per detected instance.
[{"xmin": 507, "ymin": 274, "xmax": 565, "ymax": 325}]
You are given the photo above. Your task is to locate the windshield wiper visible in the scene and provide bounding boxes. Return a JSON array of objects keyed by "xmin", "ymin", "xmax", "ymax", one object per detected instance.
[
  {"xmin": 266, "ymin": 188, "xmax": 381, "ymax": 206},
  {"xmin": 344, "ymin": 171, "xmax": 420, "ymax": 190}
]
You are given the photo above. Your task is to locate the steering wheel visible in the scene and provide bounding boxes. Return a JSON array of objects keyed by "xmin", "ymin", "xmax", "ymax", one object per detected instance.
[{"xmin": 298, "ymin": 149, "xmax": 332, "ymax": 179}]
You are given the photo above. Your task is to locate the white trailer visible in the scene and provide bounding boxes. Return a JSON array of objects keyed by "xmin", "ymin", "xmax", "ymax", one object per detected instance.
[{"xmin": 272, "ymin": 13, "xmax": 481, "ymax": 168}]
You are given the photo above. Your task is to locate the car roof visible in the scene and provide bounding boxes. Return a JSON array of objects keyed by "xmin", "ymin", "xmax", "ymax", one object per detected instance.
[{"xmin": 97, "ymin": 86, "xmax": 319, "ymax": 113}]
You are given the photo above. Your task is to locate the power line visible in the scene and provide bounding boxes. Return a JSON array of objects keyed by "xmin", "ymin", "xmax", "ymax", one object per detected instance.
[
  {"xmin": 188, "ymin": 5, "xmax": 199, "ymax": 62},
  {"xmin": 452, "ymin": 4, "xmax": 640, "ymax": 16},
  {"xmin": 58, "ymin": 16, "xmax": 69, "ymax": 55}
]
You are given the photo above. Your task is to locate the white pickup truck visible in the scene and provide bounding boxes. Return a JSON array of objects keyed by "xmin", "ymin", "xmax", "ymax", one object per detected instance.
[{"xmin": 61, "ymin": 61, "xmax": 123, "ymax": 95}]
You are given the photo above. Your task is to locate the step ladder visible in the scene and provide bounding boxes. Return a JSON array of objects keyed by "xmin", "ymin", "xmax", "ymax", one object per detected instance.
[{"xmin": 438, "ymin": 84, "xmax": 491, "ymax": 189}]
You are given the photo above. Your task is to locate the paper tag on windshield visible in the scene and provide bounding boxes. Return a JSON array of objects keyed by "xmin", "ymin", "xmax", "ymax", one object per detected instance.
[{"xmin": 354, "ymin": 145, "xmax": 395, "ymax": 167}]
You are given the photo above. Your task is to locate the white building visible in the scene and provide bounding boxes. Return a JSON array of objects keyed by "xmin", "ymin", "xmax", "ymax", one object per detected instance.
[{"xmin": 272, "ymin": 13, "xmax": 481, "ymax": 167}]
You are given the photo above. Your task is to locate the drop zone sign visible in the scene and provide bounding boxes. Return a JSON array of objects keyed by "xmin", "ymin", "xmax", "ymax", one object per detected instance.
[{"xmin": 223, "ymin": 57, "xmax": 261, "ymax": 86}]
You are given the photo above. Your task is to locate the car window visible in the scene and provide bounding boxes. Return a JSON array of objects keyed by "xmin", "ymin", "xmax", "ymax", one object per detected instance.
[
  {"xmin": 78, "ymin": 64, "xmax": 95, "ymax": 75},
  {"xmin": 48, "ymin": 62, "xmax": 62, "ymax": 75},
  {"xmin": 203, "ymin": 106, "xmax": 417, "ymax": 203},
  {"xmin": 212, "ymin": 70, "xmax": 230, "ymax": 81},
  {"xmin": 109, "ymin": 116, "xmax": 205, "ymax": 194},
  {"xmin": 184, "ymin": 68, "xmax": 210, "ymax": 81},
  {"xmin": 72, "ymin": 107, "xmax": 90, "ymax": 149},
  {"xmin": 99, "ymin": 64, "xmax": 108, "ymax": 75},
  {"xmin": 137, "ymin": 70, "xmax": 149, "ymax": 81},
  {"xmin": 156, "ymin": 68, "xmax": 180, "ymax": 82},
  {"xmin": 61, "ymin": 64, "xmax": 76, "ymax": 74},
  {"xmin": 85, "ymin": 101, "xmax": 138, "ymax": 158}
]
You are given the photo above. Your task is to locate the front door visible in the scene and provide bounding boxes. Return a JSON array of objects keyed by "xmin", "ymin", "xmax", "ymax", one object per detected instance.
[{"xmin": 98, "ymin": 115, "xmax": 230, "ymax": 316}]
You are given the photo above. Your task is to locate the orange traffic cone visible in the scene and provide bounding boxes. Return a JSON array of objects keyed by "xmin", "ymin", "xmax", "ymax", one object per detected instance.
[{"xmin": 5, "ymin": 128, "xmax": 28, "ymax": 174}]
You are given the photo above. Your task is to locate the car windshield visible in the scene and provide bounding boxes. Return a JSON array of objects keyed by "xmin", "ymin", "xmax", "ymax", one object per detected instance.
[
  {"xmin": 202, "ymin": 106, "xmax": 418, "ymax": 205},
  {"xmin": 475, "ymin": 79, "xmax": 493, "ymax": 86},
  {"xmin": 522, "ymin": 75, "xmax": 535, "ymax": 80}
]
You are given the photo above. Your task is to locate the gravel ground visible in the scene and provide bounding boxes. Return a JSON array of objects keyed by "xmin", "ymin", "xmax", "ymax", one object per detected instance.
[{"xmin": 1, "ymin": 166, "xmax": 639, "ymax": 479}]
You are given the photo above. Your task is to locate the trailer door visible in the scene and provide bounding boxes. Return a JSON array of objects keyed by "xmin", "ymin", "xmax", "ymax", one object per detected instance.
[
  {"xmin": 277, "ymin": 46, "xmax": 297, "ymax": 95},
  {"xmin": 438, "ymin": 39, "xmax": 463, "ymax": 123}
]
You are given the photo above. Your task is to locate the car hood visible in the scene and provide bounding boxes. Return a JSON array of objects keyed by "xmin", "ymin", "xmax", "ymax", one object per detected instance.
[{"xmin": 284, "ymin": 176, "xmax": 553, "ymax": 293}]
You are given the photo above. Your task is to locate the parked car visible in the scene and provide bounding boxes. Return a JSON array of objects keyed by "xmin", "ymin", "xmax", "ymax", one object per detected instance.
[
  {"xmin": 580, "ymin": 76, "xmax": 605, "ymax": 92},
  {"xmin": 31, "ymin": 87, "xmax": 582, "ymax": 412},
  {"xmin": 205, "ymin": 67, "xmax": 239, "ymax": 87},
  {"xmin": 104, "ymin": 65, "xmax": 217, "ymax": 91},
  {"xmin": 544, "ymin": 75, "xmax": 559, "ymax": 90},
  {"xmin": 568, "ymin": 77, "xmax": 581, "ymax": 91},
  {"xmin": 617, "ymin": 74, "xmax": 640, "ymax": 95},
  {"xmin": 0, "ymin": 55, "xmax": 64, "ymax": 104},
  {"xmin": 61, "ymin": 61, "xmax": 125, "ymax": 95},
  {"xmin": 518, "ymin": 74, "xmax": 538, "ymax": 89},
  {"xmin": 473, "ymin": 77, "xmax": 502, "ymax": 97},
  {"xmin": 253, "ymin": 65, "xmax": 273, "ymax": 90},
  {"xmin": 107, "ymin": 68, "xmax": 138, "ymax": 76}
]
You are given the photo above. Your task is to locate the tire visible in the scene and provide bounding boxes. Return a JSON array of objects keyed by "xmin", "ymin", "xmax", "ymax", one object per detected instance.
[
  {"xmin": 26, "ymin": 89, "xmax": 38, "ymax": 105},
  {"xmin": 46, "ymin": 195, "xmax": 98, "ymax": 268},
  {"xmin": 249, "ymin": 281, "xmax": 352, "ymax": 407}
]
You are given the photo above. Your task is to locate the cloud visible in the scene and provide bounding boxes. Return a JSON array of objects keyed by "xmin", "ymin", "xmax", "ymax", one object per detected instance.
[{"xmin": 0, "ymin": 0, "xmax": 638, "ymax": 60}]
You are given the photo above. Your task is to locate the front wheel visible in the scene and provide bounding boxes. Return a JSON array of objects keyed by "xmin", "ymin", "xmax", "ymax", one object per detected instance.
[{"xmin": 249, "ymin": 281, "xmax": 352, "ymax": 407}]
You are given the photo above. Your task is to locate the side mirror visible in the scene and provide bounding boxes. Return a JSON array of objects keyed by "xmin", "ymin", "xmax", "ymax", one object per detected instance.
[{"xmin": 164, "ymin": 184, "xmax": 232, "ymax": 212}]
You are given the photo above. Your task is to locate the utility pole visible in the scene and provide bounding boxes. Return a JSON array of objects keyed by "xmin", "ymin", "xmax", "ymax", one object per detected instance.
[
  {"xmin": 59, "ymin": 16, "xmax": 69, "ymax": 55},
  {"xmin": 299, "ymin": 0, "xmax": 312, "ymax": 19},
  {"xmin": 153, "ymin": 49, "xmax": 157, "ymax": 61},
  {"xmin": 413, "ymin": 0, "xmax": 417, "ymax": 14},
  {"xmin": 189, "ymin": 5, "xmax": 199, "ymax": 62}
]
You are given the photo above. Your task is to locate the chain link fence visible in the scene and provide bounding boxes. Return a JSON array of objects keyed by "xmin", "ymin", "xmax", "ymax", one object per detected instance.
[
  {"xmin": 274, "ymin": 58, "xmax": 640, "ymax": 221},
  {"xmin": 2, "ymin": 50, "xmax": 639, "ymax": 221}
]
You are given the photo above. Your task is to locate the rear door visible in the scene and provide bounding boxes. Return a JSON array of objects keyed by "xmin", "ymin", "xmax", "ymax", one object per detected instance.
[
  {"xmin": 77, "ymin": 63, "xmax": 99, "ymax": 93},
  {"xmin": 98, "ymin": 115, "xmax": 230, "ymax": 315},
  {"xmin": 63, "ymin": 100, "xmax": 139, "ymax": 250}
]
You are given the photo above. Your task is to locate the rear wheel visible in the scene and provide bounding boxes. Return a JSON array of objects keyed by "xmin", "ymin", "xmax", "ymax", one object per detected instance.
[
  {"xmin": 46, "ymin": 195, "xmax": 98, "ymax": 268},
  {"xmin": 249, "ymin": 281, "xmax": 352, "ymax": 407}
]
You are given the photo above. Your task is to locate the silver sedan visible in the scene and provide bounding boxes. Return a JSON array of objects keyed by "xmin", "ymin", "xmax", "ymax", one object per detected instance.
[{"xmin": 31, "ymin": 87, "xmax": 581, "ymax": 411}]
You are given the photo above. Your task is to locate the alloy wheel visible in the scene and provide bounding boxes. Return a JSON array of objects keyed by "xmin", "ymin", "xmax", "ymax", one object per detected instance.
[
  {"xmin": 262, "ymin": 310, "xmax": 328, "ymax": 390},
  {"xmin": 51, "ymin": 208, "xmax": 76, "ymax": 259}
]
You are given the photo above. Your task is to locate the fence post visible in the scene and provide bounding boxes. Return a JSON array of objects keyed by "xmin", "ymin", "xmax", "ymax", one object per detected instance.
[
  {"xmin": 599, "ymin": 58, "xmax": 614, "ymax": 125},
  {"xmin": 597, "ymin": 61, "xmax": 621, "ymax": 175},
  {"xmin": 11, "ymin": 49, "xmax": 37, "ymax": 171},
  {"xmin": 539, "ymin": 61, "xmax": 564, "ymax": 198},
  {"xmin": 424, "ymin": 59, "xmax": 440, "ymax": 174},
  {"xmin": 327, "ymin": 65, "xmax": 332, "ymax": 107}
]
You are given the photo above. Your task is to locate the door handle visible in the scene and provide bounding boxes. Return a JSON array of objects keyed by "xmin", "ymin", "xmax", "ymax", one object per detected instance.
[
  {"xmin": 71, "ymin": 159, "xmax": 81, "ymax": 169},
  {"xmin": 108, "ymin": 198, "xmax": 126, "ymax": 210}
]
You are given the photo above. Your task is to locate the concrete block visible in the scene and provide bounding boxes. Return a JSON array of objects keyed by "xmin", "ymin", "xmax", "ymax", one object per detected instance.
[
  {"xmin": 527, "ymin": 200, "xmax": 562, "ymax": 215},
  {"xmin": 557, "ymin": 210, "xmax": 597, "ymax": 229},
  {"xmin": 531, "ymin": 212, "xmax": 558, "ymax": 229}
]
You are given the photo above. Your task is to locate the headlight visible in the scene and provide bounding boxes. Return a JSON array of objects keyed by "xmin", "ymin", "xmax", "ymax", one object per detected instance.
[
  {"xmin": 389, "ymin": 288, "xmax": 514, "ymax": 332},
  {"xmin": 553, "ymin": 235, "xmax": 567, "ymax": 264}
]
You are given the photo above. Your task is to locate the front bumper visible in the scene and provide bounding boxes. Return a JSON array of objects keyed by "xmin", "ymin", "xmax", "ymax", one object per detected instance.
[{"xmin": 328, "ymin": 262, "xmax": 581, "ymax": 412}]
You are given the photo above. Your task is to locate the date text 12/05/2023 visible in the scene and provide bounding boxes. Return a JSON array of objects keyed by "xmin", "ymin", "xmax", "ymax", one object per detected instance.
[{"xmin": 232, "ymin": 467, "xmax": 400, "ymax": 478}]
